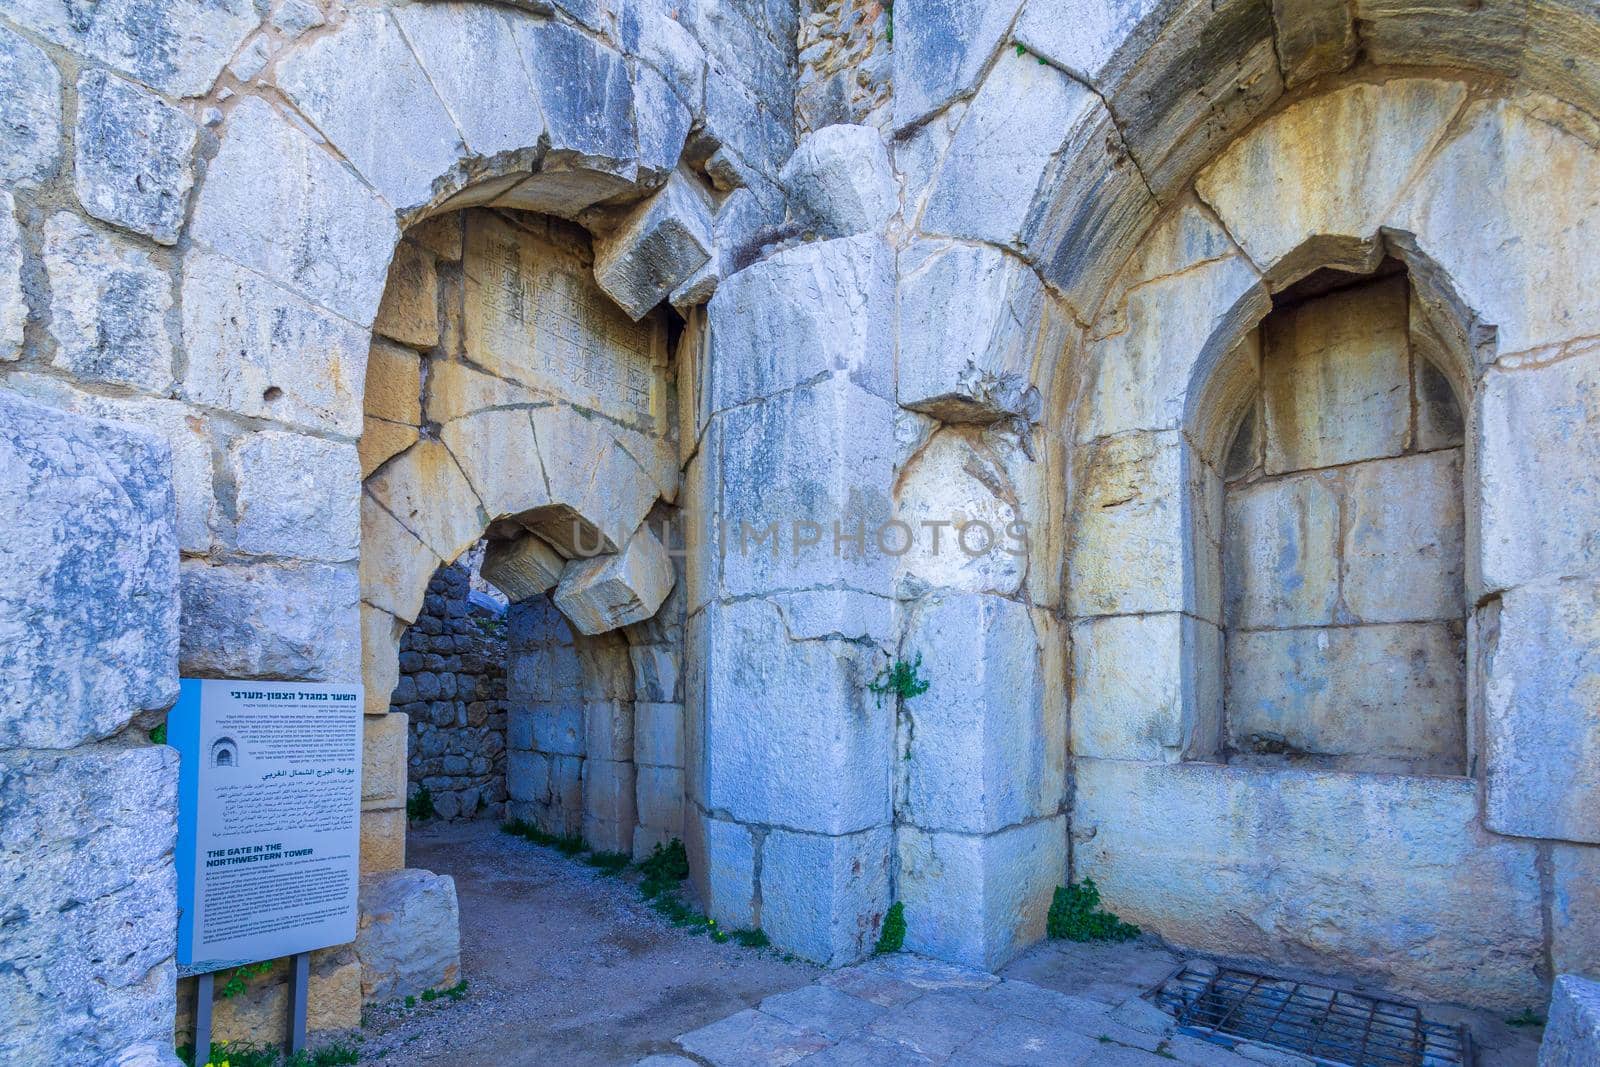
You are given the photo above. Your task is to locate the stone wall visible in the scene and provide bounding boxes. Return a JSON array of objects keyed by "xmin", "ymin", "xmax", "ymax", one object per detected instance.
[
  {"xmin": 796, "ymin": 0, "xmax": 892, "ymax": 134},
  {"xmin": 393, "ymin": 561, "xmax": 509, "ymax": 822}
]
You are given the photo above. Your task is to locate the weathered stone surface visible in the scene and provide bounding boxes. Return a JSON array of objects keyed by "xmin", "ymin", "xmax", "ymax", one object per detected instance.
[
  {"xmin": 359, "ymin": 493, "xmax": 442, "ymax": 626},
  {"xmin": 701, "ymin": 66, "xmax": 793, "ymax": 179},
  {"xmin": 1355, "ymin": 0, "xmax": 1525, "ymax": 76},
  {"xmin": 360, "ymin": 807, "xmax": 407, "ymax": 874},
  {"xmin": 593, "ymin": 168, "xmax": 713, "ymax": 320},
  {"xmin": 1270, "ymin": 0, "xmax": 1356, "ymax": 86},
  {"xmin": 276, "ymin": 7, "xmax": 463, "ymax": 211},
  {"xmin": 373, "ymin": 240, "xmax": 440, "ymax": 350},
  {"xmin": 363, "ymin": 712, "xmax": 409, "ymax": 807},
  {"xmin": 1479, "ymin": 346, "xmax": 1600, "ymax": 593},
  {"xmin": 0, "ymin": 392, "xmax": 178, "ymax": 748},
  {"xmin": 892, "ymin": 0, "xmax": 1022, "ymax": 128},
  {"xmin": 633, "ymin": 62, "xmax": 694, "ymax": 186},
  {"xmin": 0, "ymin": 23, "xmax": 62, "ymax": 186},
  {"xmin": 73, "ymin": 70, "xmax": 197, "ymax": 244},
  {"xmin": 1071, "ymin": 613, "xmax": 1221, "ymax": 762},
  {"xmin": 179, "ymin": 560, "xmax": 359, "ymax": 682},
  {"xmin": 898, "ymin": 816, "xmax": 1066, "ymax": 970},
  {"xmin": 439, "ymin": 407, "xmax": 547, "ymax": 523},
  {"xmin": 1542, "ymin": 975, "xmax": 1600, "ymax": 1067},
  {"xmin": 677, "ymin": 1007, "xmax": 832, "ymax": 1065},
  {"xmin": 190, "ymin": 97, "xmax": 398, "ymax": 327},
  {"xmin": 361, "ymin": 602, "xmax": 407, "ymax": 716},
  {"xmin": 901, "ymin": 594, "xmax": 1061, "ymax": 833},
  {"xmin": 364, "ymin": 439, "xmax": 485, "ymax": 566},
  {"xmin": 482, "ymin": 535, "xmax": 566, "ymax": 603},
  {"xmin": 780, "ymin": 124, "xmax": 896, "ymax": 237},
  {"xmin": 893, "ymin": 429, "xmax": 1028, "ymax": 597},
  {"xmin": 1485, "ymin": 580, "xmax": 1600, "ymax": 844},
  {"xmin": 1072, "ymin": 759, "xmax": 1544, "ymax": 1008},
  {"xmin": 84, "ymin": 0, "xmax": 260, "ymax": 97},
  {"xmin": 0, "ymin": 192, "xmax": 20, "ymax": 362},
  {"xmin": 1013, "ymin": 0, "xmax": 1161, "ymax": 85},
  {"xmin": 0, "ymin": 745, "xmax": 178, "ymax": 1064},
  {"xmin": 182, "ymin": 250, "xmax": 371, "ymax": 437},
  {"xmin": 1551, "ymin": 844, "xmax": 1600, "ymax": 978},
  {"xmin": 1341, "ymin": 450, "xmax": 1464, "ymax": 624},
  {"xmin": 1223, "ymin": 470, "xmax": 1341, "ymax": 628},
  {"xmin": 43, "ymin": 212, "xmax": 172, "ymax": 393},
  {"xmin": 231, "ymin": 430, "xmax": 360, "ymax": 562},
  {"xmin": 528, "ymin": 406, "xmax": 661, "ymax": 554},
  {"xmin": 354, "ymin": 869, "xmax": 461, "ymax": 1001},
  {"xmin": 553, "ymin": 524, "xmax": 675, "ymax": 635},
  {"xmin": 762, "ymin": 826, "xmax": 892, "ymax": 966}
]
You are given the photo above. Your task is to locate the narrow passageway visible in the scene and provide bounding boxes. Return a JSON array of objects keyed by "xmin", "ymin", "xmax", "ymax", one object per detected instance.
[{"xmin": 353, "ymin": 821, "xmax": 816, "ymax": 1065}]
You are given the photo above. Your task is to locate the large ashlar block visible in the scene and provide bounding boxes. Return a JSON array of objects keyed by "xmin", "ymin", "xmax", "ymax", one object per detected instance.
[
  {"xmin": 516, "ymin": 22, "xmax": 639, "ymax": 186},
  {"xmin": 362, "ymin": 713, "xmax": 408, "ymax": 807},
  {"xmin": 553, "ymin": 525, "xmax": 675, "ymax": 635},
  {"xmin": 373, "ymin": 240, "xmax": 439, "ymax": 350},
  {"xmin": 439, "ymin": 407, "xmax": 548, "ymax": 523},
  {"xmin": 481, "ymin": 535, "xmax": 565, "ymax": 603},
  {"xmin": 363, "ymin": 440, "xmax": 485, "ymax": 565},
  {"xmin": 180, "ymin": 560, "xmax": 360, "ymax": 682},
  {"xmin": 1552, "ymin": 845, "xmax": 1600, "ymax": 977},
  {"xmin": 528, "ymin": 406, "xmax": 661, "ymax": 555},
  {"xmin": 1485, "ymin": 580, "xmax": 1600, "ymax": 844},
  {"xmin": 360, "ymin": 419, "xmax": 419, "ymax": 480},
  {"xmin": 1478, "ymin": 345, "xmax": 1600, "ymax": 593},
  {"xmin": 359, "ymin": 492, "xmax": 442, "ymax": 625},
  {"xmin": 1195, "ymin": 80, "xmax": 1466, "ymax": 282},
  {"xmin": 360, "ymin": 807, "xmax": 406, "ymax": 874},
  {"xmin": 1223, "ymin": 470, "xmax": 1341, "ymax": 628},
  {"xmin": 1269, "ymin": 0, "xmax": 1357, "ymax": 86},
  {"xmin": 684, "ymin": 812, "xmax": 758, "ymax": 929},
  {"xmin": 354, "ymin": 869, "xmax": 461, "ymax": 1001},
  {"xmin": 893, "ymin": 428, "xmax": 1026, "ymax": 598},
  {"xmin": 364, "ymin": 338, "xmax": 422, "ymax": 426},
  {"xmin": 360, "ymin": 603, "xmax": 406, "ymax": 716},
  {"xmin": 1541, "ymin": 975, "xmax": 1600, "ymax": 1067},
  {"xmin": 780, "ymin": 124, "xmax": 897, "ymax": 238},
  {"xmin": 1226, "ymin": 622, "xmax": 1466, "ymax": 773},
  {"xmin": 232, "ymin": 431, "xmax": 360, "ymax": 563},
  {"xmin": 897, "ymin": 816, "xmax": 1066, "ymax": 971},
  {"xmin": 583, "ymin": 700, "xmax": 634, "ymax": 763},
  {"xmin": 901, "ymin": 594, "xmax": 1062, "ymax": 834},
  {"xmin": 1, "ymin": 392, "xmax": 178, "ymax": 749},
  {"xmin": 593, "ymin": 168, "xmax": 713, "ymax": 321},
  {"xmin": 1341, "ymin": 450, "xmax": 1464, "ymax": 623},
  {"xmin": 635, "ymin": 700, "xmax": 684, "ymax": 766},
  {"xmin": 1071, "ymin": 759, "xmax": 1544, "ymax": 1009},
  {"xmin": 1071, "ymin": 613, "xmax": 1221, "ymax": 762},
  {"xmin": 582, "ymin": 758, "xmax": 637, "ymax": 851},
  {"xmin": 891, "ymin": 0, "xmax": 1020, "ymax": 128},
  {"xmin": 762, "ymin": 827, "xmax": 892, "ymax": 966},
  {"xmin": 1262, "ymin": 275, "xmax": 1411, "ymax": 472},
  {"xmin": 631, "ymin": 644, "xmax": 681, "ymax": 703},
  {"xmin": 700, "ymin": 599, "xmax": 893, "ymax": 834}
]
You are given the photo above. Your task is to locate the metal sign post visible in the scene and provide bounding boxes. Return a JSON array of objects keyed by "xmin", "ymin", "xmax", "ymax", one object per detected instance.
[
  {"xmin": 288, "ymin": 951, "xmax": 311, "ymax": 1055},
  {"xmin": 193, "ymin": 971, "xmax": 214, "ymax": 1064}
]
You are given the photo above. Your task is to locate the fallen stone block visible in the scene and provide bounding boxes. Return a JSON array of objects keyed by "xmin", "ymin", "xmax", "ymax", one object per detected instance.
[
  {"xmin": 593, "ymin": 168, "xmax": 713, "ymax": 320},
  {"xmin": 354, "ymin": 868, "xmax": 461, "ymax": 1002},
  {"xmin": 780, "ymin": 124, "xmax": 897, "ymax": 237},
  {"xmin": 1542, "ymin": 975, "xmax": 1600, "ymax": 1066},
  {"xmin": 552, "ymin": 525, "xmax": 675, "ymax": 635},
  {"xmin": 481, "ymin": 534, "xmax": 566, "ymax": 603}
]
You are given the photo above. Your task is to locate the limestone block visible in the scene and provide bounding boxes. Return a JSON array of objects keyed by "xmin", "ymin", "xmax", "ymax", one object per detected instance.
[
  {"xmin": 762, "ymin": 827, "xmax": 892, "ymax": 966},
  {"xmin": 178, "ymin": 948, "xmax": 359, "ymax": 1043},
  {"xmin": 82, "ymin": 0, "xmax": 259, "ymax": 97},
  {"xmin": 780, "ymin": 124, "xmax": 896, "ymax": 237},
  {"xmin": 700, "ymin": 599, "xmax": 893, "ymax": 834},
  {"xmin": 1479, "ymin": 347, "xmax": 1600, "ymax": 593},
  {"xmin": 1072, "ymin": 759, "xmax": 1544, "ymax": 1008},
  {"xmin": 179, "ymin": 560, "xmax": 359, "ymax": 682},
  {"xmin": 392, "ymin": 2, "xmax": 543, "ymax": 160},
  {"xmin": 1223, "ymin": 470, "xmax": 1340, "ymax": 629},
  {"xmin": 631, "ymin": 645, "xmax": 681, "ymax": 703},
  {"xmin": 584, "ymin": 700, "xmax": 634, "ymax": 762},
  {"xmin": 1542, "ymin": 976, "xmax": 1600, "ymax": 1067},
  {"xmin": 1397, "ymin": 97, "xmax": 1600, "ymax": 355},
  {"xmin": 921, "ymin": 49, "xmax": 1099, "ymax": 253},
  {"xmin": 182, "ymin": 250, "xmax": 371, "ymax": 437},
  {"xmin": 1195, "ymin": 81, "xmax": 1465, "ymax": 281},
  {"xmin": 1262, "ymin": 277, "xmax": 1411, "ymax": 472},
  {"xmin": 373, "ymin": 241, "xmax": 440, "ymax": 350},
  {"xmin": 408, "ymin": 216, "xmax": 463, "ymax": 262},
  {"xmin": 527, "ymin": 406, "xmax": 661, "ymax": 554},
  {"xmin": 359, "ymin": 493, "xmax": 442, "ymax": 625},
  {"xmin": 897, "ymin": 816, "xmax": 1065, "ymax": 971},
  {"xmin": 423, "ymin": 360, "xmax": 541, "ymax": 426},
  {"xmin": 1355, "ymin": 0, "xmax": 1525, "ymax": 76},
  {"xmin": 901, "ymin": 594, "xmax": 1061, "ymax": 833},
  {"xmin": 1342, "ymin": 450, "xmax": 1464, "ymax": 624},
  {"xmin": 531, "ymin": 702, "xmax": 586, "ymax": 757},
  {"xmin": 232, "ymin": 431, "xmax": 360, "ymax": 563},
  {"xmin": 1071, "ymin": 614, "xmax": 1221, "ymax": 762},
  {"xmin": 770, "ymin": 589, "xmax": 895, "ymax": 645},
  {"xmin": 363, "ymin": 712, "xmax": 409, "ymax": 807},
  {"xmin": 276, "ymin": 7, "xmax": 462, "ymax": 211},
  {"xmin": 43, "ymin": 212, "xmax": 173, "ymax": 393},
  {"xmin": 354, "ymin": 869, "xmax": 461, "ymax": 1001},
  {"xmin": 553, "ymin": 524, "xmax": 675, "ymax": 635},
  {"xmin": 636, "ymin": 764, "xmax": 684, "ymax": 831},
  {"xmin": 439, "ymin": 408, "xmax": 548, "ymax": 523},
  {"xmin": 0, "ymin": 393, "xmax": 178, "ymax": 748},
  {"xmin": 633, "ymin": 62, "xmax": 694, "ymax": 186},
  {"xmin": 593, "ymin": 169, "xmax": 713, "ymax": 321},
  {"xmin": 1270, "ymin": 0, "xmax": 1356, "ymax": 86},
  {"xmin": 1485, "ymin": 580, "xmax": 1600, "ymax": 844},
  {"xmin": 0, "ymin": 745, "xmax": 178, "ymax": 1064},
  {"xmin": 714, "ymin": 378, "xmax": 896, "ymax": 600},
  {"xmin": 364, "ymin": 439, "xmax": 485, "ymax": 565},
  {"xmin": 1226, "ymin": 622, "xmax": 1466, "ymax": 773},
  {"xmin": 361, "ymin": 603, "xmax": 407, "ymax": 715},
  {"xmin": 708, "ymin": 234, "xmax": 893, "ymax": 410},
  {"xmin": 1013, "ymin": 0, "xmax": 1161, "ymax": 86},
  {"xmin": 73, "ymin": 70, "xmax": 197, "ymax": 244},
  {"xmin": 1, "ymin": 192, "xmax": 20, "ymax": 361},
  {"xmin": 189, "ymin": 97, "xmax": 397, "ymax": 327},
  {"xmin": 0, "ymin": 24, "xmax": 61, "ymax": 186},
  {"xmin": 360, "ymin": 808, "xmax": 407, "ymax": 874},
  {"xmin": 700, "ymin": 67, "xmax": 793, "ymax": 180},
  {"xmin": 892, "ymin": 0, "xmax": 1022, "ymax": 128},
  {"xmin": 896, "ymin": 241, "xmax": 1045, "ymax": 421},
  {"xmin": 687, "ymin": 812, "xmax": 759, "ymax": 929},
  {"xmin": 482, "ymin": 535, "xmax": 565, "ymax": 603},
  {"xmin": 582, "ymin": 758, "xmax": 636, "ymax": 831},
  {"xmin": 1552, "ymin": 845, "xmax": 1600, "ymax": 978}
]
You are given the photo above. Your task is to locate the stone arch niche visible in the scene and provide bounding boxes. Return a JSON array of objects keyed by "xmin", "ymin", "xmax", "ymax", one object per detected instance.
[{"xmin": 1061, "ymin": 75, "xmax": 1600, "ymax": 1009}]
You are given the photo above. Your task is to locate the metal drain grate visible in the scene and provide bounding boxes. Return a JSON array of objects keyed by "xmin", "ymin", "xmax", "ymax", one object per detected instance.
[{"xmin": 1152, "ymin": 964, "xmax": 1472, "ymax": 1067}]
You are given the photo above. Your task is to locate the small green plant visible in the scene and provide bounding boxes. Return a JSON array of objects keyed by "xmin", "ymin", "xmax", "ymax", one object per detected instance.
[
  {"xmin": 500, "ymin": 818, "xmax": 584, "ymax": 854},
  {"xmin": 885, "ymin": 0, "xmax": 894, "ymax": 43},
  {"xmin": 582, "ymin": 850, "xmax": 632, "ymax": 875},
  {"xmin": 286, "ymin": 1043, "xmax": 361, "ymax": 1067},
  {"xmin": 473, "ymin": 615, "xmax": 506, "ymax": 638},
  {"xmin": 148, "ymin": 722, "xmax": 167, "ymax": 745},
  {"xmin": 421, "ymin": 980, "xmax": 469, "ymax": 1003},
  {"xmin": 404, "ymin": 995, "xmax": 416, "ymax": 1009},
  {"xmin": 180, "ymin": 1039, "xmax": 358, "ymax": 1067},
  {"xmin": 869, "ymin": 652, "xmax": 930, "ymax": 708},
  {"xmin": 1155, "ymin": 1039, "xmax": 1177, "ymax": 1060},
  {"xmin": 732, "ymin": 928, "xmax": 771, "ymax": 948},
  {"xmin": 1047, "ymin": 880, "xmax": 1141, "ymax": 942},
  {"xmin": 638, "ymin": 840, "xmax": 691, "ymax": 899},
  {"xmin": 1506, "ymin": 1008, "xmax": 1546, "ymax": 1027},
  {"xmin": 407, "ymin": 785, "xmax": 435, "ymax": 822},
  {"xmin": 1098, "ymin": 1035, "xmax": 1114, "ymax": 1044},
  {"xmin": 875, "ymin": 901, "xmax": 906, "ymax": 954},
  {"xmin": 218, "ymin": 959, "xmax": 274, "ymax": 999}
]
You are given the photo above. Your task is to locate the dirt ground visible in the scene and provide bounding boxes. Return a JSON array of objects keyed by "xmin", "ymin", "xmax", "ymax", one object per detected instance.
[{"xmin": 352, "ymin": 819, "xmax": 817, "ymax": 1065}]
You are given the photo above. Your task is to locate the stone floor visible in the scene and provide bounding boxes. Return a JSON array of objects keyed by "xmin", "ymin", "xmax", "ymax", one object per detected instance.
[{"xmin": 355, "ymin": 820, "xmax": 1543, "ymax": 1066}]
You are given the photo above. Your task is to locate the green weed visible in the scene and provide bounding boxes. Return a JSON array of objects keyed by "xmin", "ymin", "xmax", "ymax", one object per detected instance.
[
  {"xmin": 875, "ymin": 901, "xmax": 906, "ymax": 954},
  {"xmin": 1047, "ymin": 880, "xmax": 1141, "ymax": 942},
  {"xmin": 1507, "ymin": 1008, "xmax": 1546, "ymax": 1027},
  {"xmin": 218, "ymin": 960, "xmax": 274, "ymax": 999},
  {"xmin": 869, "ymin": 653, "xmax": 930, "ymax": 708},
  {"xmin": 407, "ymin": 785, "xmax": 435, "ymax": 822}
]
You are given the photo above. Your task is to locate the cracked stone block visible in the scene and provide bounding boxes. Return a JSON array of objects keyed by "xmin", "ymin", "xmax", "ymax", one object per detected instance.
[
  {"xmin": 0, "ymin": 24, "xmax": 62, "ymax": 186},
  {"xmin": 43, "ymin": 212, "xmax": 173, "ymax": 393},
  {"xmin": 74, "ymin": 69, "xmax": 198, "ymax": 244},
  {"xmin": 179, "ymin": 560, "xmax": 358, "ymax": 683},
  {"xmin": 84, "ymin": 0, "xmax": 261, "ymax": 97},
  {"xmin": 1, "ymin": 390, "xmax": 178, "ymax": 749},
  {"xmin": 891, "ymin": 0, "xmax": 1021, "ymax": 129},
  {"xmin": 761, "ymin": 826, "xmax": 892, "ymax": 966},
  {"xmin": 1543, "ymin": 975, "xmax": 1600, "ymax": 1066},
  {"xmin": 373, "ymin": 240, "xmax": 440, "ymax": 350},
  {"xmin": 593, "ymin": 169, "xmax": 713, "ymax": 321},
  {"xmin": 677, "ymin": 1008, "xmax": 831, "ymax": 1065},
  {"xmin": 354, "ymin": 869, "xmax": 461, "ymax": 1002},
  {"xmin": 780, "ymin": 124, "xmax": 897, "ymax": 237},
  {"xmin": 482, "ymin": 535, "xmax": 566, "ymax": 603},
  {"xmin": 1, "ymin": 193, "xmax": 22, "ymax": 361},
  {"xmin": 552, "ymin": 524, "xmax": 675, "ymax": 635},
  {"xmin": 633, "ymin": 62, "xmax": 694, "ymax": 186}
]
